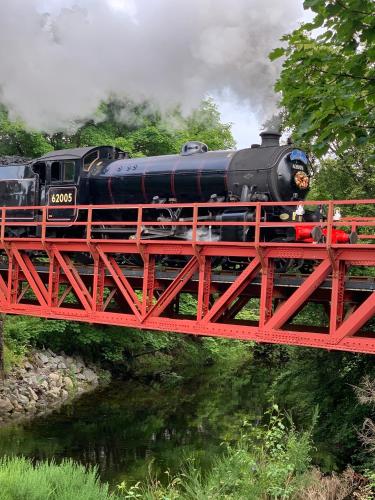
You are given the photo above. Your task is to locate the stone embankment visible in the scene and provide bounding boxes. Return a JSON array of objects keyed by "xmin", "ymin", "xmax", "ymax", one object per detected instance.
[{"xmin": 0, "ymin": 350, "xmax": 105, "ymax": 425}]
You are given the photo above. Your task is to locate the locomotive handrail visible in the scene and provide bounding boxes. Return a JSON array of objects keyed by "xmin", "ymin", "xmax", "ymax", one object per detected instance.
[{"xmin": 3, "ymin": 198, "xmax": 375, "ymax": 211}]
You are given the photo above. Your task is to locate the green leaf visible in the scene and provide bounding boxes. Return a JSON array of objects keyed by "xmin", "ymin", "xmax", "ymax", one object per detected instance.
[{"xmin": 269, "ymin": 47, "xmax": 285, "ymax": 61}]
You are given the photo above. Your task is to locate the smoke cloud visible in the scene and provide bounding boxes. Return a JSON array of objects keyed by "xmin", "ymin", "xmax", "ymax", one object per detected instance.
[{"xmin": 0, "ymin": 0, "xmax": 304, "ymax": 133}]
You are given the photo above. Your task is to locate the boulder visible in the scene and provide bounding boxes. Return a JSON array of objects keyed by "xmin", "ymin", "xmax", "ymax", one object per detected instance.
[
  {"xmin": 0, "ymin": 398, "xmax": 14, "ymax": 413},
  {"xmin": 48, "ymin": 373, "xmax": 61, "ymax": 387},
  {"xmin": 45, "ymin": 388, "xmax": 61, "ymax": 400},
  {"xmin": 34, "ymin": 353, "xmax": 49, "ymax": 367},
  {"xmin": 81, "ymin": 368, "xmax": 98, "ymax": 384},
  {"xmin": 65, "ymin": 356, "xmax": 74, "ymax": 367},
  {"xmin": 40, "ymin": 380, "xmax": 49, "ymax": 390},
  {"xmin": 24, "ymin": 361, "xmax": 33, "ymax": 371},
  {"xmin": 40, "ymin": 352, "xmax": 50, "ymax": 364},
  {"xmin": 18, "ymin": 394, "xmax": 30, "ymax": 406},
  {"xmin": 28, "ymin": 387, "xmax": 38, "ymax": 401}
]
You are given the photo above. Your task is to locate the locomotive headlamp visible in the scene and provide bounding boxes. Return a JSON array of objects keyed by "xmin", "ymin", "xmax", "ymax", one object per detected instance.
[
  {"xmin": 333, "ymin": 208, "xmax": 342, "ymax": 221},
  {"xmin": 294, "ymin": 171, "xmax": 309, "ymax": 190},
  {"xmin": 296, "ymin": 204, "xmax": 305, "ymax": 216}
]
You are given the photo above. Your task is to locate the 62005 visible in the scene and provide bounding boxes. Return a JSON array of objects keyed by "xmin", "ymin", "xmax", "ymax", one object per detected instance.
[{"xmin": 50, "ymin": 192, "xmax": 73, "ymax": 204}]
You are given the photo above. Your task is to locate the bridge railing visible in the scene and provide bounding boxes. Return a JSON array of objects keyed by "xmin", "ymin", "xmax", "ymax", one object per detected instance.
[{"xmin": 0, "ymin": 199, "xmax": 375, "ymax": 247}]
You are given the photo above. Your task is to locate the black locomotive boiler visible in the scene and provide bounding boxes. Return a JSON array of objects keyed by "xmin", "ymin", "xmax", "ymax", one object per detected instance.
[{"xmin": 0, "ymin": 130, "xmax": 312, "ymax": 246}]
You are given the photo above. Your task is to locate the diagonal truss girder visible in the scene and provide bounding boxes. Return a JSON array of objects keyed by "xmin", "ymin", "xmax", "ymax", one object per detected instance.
[{"xmin": 0, "ymin": 239, "xmax": 374, "ymax": 354}]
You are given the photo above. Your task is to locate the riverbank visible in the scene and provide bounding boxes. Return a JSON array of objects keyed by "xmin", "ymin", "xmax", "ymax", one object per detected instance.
[{"xmin": 0, "ymin": 349, "xmax": 107, "ymax": 426}]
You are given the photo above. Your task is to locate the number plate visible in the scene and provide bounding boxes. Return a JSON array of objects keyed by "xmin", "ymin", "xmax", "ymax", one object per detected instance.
[
  {"xmin": 48, "ymin": 187, "xmax": 75, "ymax": 205},
  {"xmin": 47, "ymin": 187, "xmax": 77, "ymax": 222}
]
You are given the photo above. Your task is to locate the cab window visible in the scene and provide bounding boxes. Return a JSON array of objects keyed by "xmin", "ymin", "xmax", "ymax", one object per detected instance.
[
  {"xmin": 32, "ymin": 162, "xmax": 46, "ymax": 184},
  {"xmin": 83, "ymin": 151, "xmax": 99, "ymax": 172},
  {"xmin": 64, "ymin": 161, "xmax": 75, "ymax": 182},
  {"xmin": 51, "ymin": 161, "xmax": 62, "ymax": 182}
]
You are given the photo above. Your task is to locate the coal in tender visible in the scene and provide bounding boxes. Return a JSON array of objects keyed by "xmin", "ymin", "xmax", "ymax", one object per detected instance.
[{"xmin": 0, "ymin": 155, "xmax": 30, "ymax": 166}]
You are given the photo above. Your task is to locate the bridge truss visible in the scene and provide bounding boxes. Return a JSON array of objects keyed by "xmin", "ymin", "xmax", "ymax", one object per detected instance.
[{"xmin": 0, "ymin": 199, "xmax": 375, "ymax": 354}]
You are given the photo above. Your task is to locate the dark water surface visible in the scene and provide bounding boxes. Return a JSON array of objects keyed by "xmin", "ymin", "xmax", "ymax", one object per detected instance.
[{"xmin": 0, "ymin": 367, "xmax": 268, "ymax": 487}]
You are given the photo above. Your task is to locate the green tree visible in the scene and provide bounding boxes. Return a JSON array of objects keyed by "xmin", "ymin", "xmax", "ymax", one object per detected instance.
[
  {"xmin": 0, "ymin": 107, "xmax": 52, "ymax": 157},
  {"xmin": 271, "ymin": 0, "xmax": 374, "ymax": 168},
  {"xmin": 174, "ymin": 98, "xmax": 235, "ymax": 151},
  {"xmin": 0, "ymin": 98, "xmax": 234, "ymax": 159}
]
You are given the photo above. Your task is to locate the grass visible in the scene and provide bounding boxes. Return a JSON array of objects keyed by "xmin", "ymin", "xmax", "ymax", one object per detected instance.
[
  {"xmin": 0, "ymin": 457, "xmax": 116, "ymax": 500},
  {"xmin": 3, "ymin": 345, "xmax": 24, "ymax": 374}
]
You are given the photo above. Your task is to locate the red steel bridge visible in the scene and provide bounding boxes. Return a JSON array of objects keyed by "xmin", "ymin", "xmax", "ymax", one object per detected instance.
[{"xmin": 0, "ymin": 199, "xmax": 375, "ymax": 354}]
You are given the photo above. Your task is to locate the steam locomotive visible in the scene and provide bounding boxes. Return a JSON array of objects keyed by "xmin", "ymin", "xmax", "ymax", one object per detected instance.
[{"xmin": 0, "ymin": 130, "xmax": 350, "ymax": 260}]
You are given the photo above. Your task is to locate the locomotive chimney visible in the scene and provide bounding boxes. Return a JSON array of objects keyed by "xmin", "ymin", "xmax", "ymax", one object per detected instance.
[{"xmin": 259, "ymin": 130, "xmax": 281, "ymax": 147}]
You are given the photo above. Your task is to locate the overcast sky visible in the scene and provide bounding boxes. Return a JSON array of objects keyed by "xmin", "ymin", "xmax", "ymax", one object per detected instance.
[{"xmin": 3, "ymin": 0, "xmax": 312, "ymax": 148}]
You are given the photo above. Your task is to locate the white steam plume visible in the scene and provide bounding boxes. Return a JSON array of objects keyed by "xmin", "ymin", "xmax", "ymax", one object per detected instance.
[{"xmin": 0, "ymin": 0, "xmax": 304, "ymax": 132}]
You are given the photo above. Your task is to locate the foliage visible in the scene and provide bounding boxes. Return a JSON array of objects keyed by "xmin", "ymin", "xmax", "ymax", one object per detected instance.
[
  {"xmin": 295, "ymin": 467, "xmax": 373, "ymax": 499},
  {"xmin": 268, "ymin": 347, "xmax": 374, "ymax": 470},
  {"xmin": 0, "ymin": 457, "xmax": 115, "ymax": 500},
  {"xmin": 0, "ymin": 106, "xmax": 52, "ymax": 157},
  {"xmin": 3, "ymin": 312, "xmax": 252, "ymax": 381},
  {"xmin": 271, "ymin": 0, "xmax": 374, "ymax": 168},
  {"xmin": 4, "ymin": 316, "xmax": 67, "ymax": 358},
  {"xmin": 2, "ymin": 345, "xmax": 24, "ymax": 374},
  {"xmin": 0, "ymin": 97, "xmax": 234, "ymax": 159},
  {"xmin": 173, "ymin": 98, "xmax": 235, "ymax": 151},
  {"xmin": 118, "ymin": 407, "xmax": 314, "ymax": 499}
]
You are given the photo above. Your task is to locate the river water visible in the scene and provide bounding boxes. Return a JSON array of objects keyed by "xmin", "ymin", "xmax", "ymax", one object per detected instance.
[{"xmin": 0, "ymin": 365, "xmax": 268, "ymax": 488}]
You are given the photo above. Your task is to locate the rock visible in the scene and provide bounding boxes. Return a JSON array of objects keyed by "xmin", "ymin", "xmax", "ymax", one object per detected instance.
[
  {"xmin": 46, "ymin": 388, "xmax": 61, "ymax": 400},
  {"xmin": 8, "ymin": 394, "xmax": 19, "ymax": 404},
  {"xmin": 18, "ymin": 394, "xmax": 30, "ymax": 406},
  {"xmin": 24, "ymin": 361, "xmax": 33, "ymax": 371},
  {"xmin": 36, "ymin": 401, "xmax": 48, "ymax": 409},
  {"xmin": 34, "ymin": 353, "xmax": 49, "ymax": 367},
  {"xmin": 0, "ymin": 398, "xmax": 14, "ymax": 413},
  {"xmin": 73, "ymin": 357, "xmax": 85, "ymax": 371},
  {"xmin": 11, "ymin": 402, "xmax": 23, "ymax": 412},
  {"xmin": 63, "ymin": 377, "xmax": 74, "ymax": 390},
  {"xmin": 0, "ymin": 348, "xmax": 101, "ymax": 427},
  {"xmin": 61, "ymin": 389, "xmax": 69, "ymax": 400},
  {"xmin": 82, "ymin": 368, "xmax": 98, "ymax": 384},
  {"xmin": 27, "ymin": 375, "xmax": 39, "ymax": 387},
  {"xmin": 48, "ymin": 373, "xmax": 61, "ymax": 387},
  {"xmin": 28, "ymin": 387, "xmax": 38, "ymax": 401},
  {"xmin": 65, "ymin": 356, "xmax": 74, "ymax": 366},
  {"xmin": 39, "ymin": 353, "xmax": 50, "ymax": 364},
  {"xmin": 40, "ymin": 380, "xmax": 49, "ymax": 390}
]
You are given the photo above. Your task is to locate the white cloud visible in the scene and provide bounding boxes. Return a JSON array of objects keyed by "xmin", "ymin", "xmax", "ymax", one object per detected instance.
[{"xmin": 0, "ymin": 0, "xmax": 310, "ymax": 148}]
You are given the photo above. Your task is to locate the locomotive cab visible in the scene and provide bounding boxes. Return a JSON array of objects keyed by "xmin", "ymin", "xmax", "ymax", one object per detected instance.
[{"xmin": 32, "ymin": 146, "xmax": 126, "ymax": 225}]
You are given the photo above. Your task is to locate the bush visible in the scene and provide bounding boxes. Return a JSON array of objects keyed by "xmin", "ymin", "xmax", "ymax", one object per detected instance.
[{"xmin": 118, "ymin": 406, "xmax": 314, "ymax": 499}]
